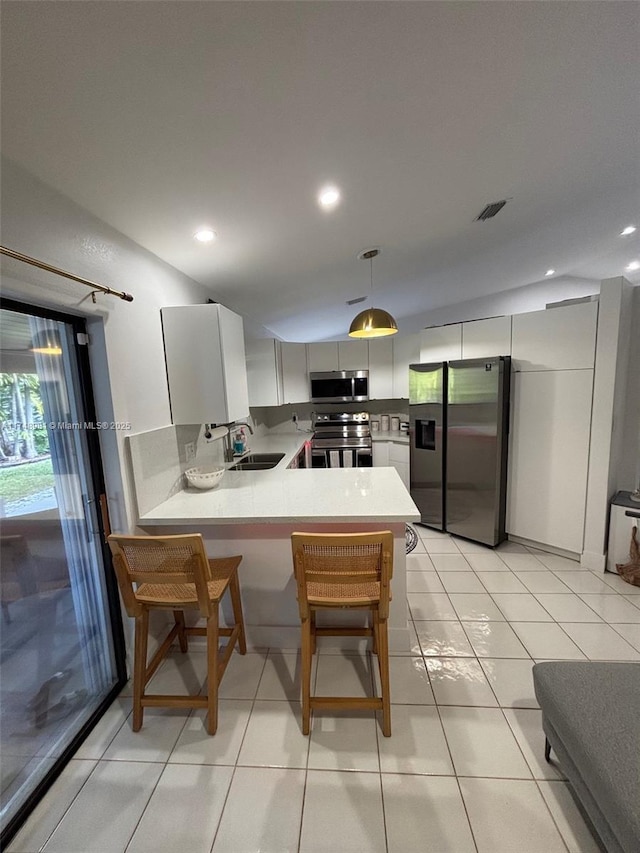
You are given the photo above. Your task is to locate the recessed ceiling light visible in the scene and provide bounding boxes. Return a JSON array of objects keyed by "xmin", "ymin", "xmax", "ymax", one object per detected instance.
[
  {"xmin": 545, "ymin": 269, "xmax": 556, "ymax": 276},
  {"xmin": 194, "ymin": 228, "xmax": 217, "ymax": 243},
  {"xmin": 620, "ymin": 225, "xmax": 637, "ymax": 236},
  {"xmin": 318, "ymin": 185, "xmax": 341, "ymax": 210},
  {"xmin": 625, "ymin": 260, "xmax": 640, "ymax": 272}
]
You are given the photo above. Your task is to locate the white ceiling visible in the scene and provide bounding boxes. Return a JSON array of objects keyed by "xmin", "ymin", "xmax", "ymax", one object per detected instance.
[{"xmin": 1, "ymin": 1, "xmax": 639, "ymax": 341}]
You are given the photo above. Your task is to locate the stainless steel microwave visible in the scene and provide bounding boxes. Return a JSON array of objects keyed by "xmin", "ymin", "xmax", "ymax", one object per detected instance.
[{"xmin": 309, "ymin": 370, "xmax": 369, "ymax": 403}]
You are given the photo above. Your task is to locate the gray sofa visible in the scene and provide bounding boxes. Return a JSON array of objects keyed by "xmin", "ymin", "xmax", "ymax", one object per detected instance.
[{"xmin": 532, "ymin": 661, "xmax": 640, "ymax": 853}]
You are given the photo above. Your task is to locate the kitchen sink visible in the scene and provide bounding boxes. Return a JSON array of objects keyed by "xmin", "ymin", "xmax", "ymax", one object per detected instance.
[{"xmin": 229, "ymin": 452, "xmax": 285, "ymax": 471}]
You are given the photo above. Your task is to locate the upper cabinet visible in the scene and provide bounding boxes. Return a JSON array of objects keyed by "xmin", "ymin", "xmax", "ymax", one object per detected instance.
[
  {"xmin": 392, "ymin": 333, "xmax": 420, "ymax": 398},
  {"xmin": 419, "ymin": 324, "xmax": 462, "ymax": 363},
  {"xmin": 307, "ymin": 343, "xmax": 339, "ymax": 372},
  {"xmin": 245, "ymin": 338, "xmax": 280, "ymax": 407},
  {"xmin": 162, "ymin": 304, "xmax": 249, "ymax": 425},
  {"xmin": 511, "ymin": 302, "xmax": 598, "ymax": 371},
  {"xmin": 461, "ymin": 316, "xmax": 511, "ymax": 359},
  {"xmin": 245, "ymin": 340, "xmax": 310, "ymax": 406},
  {"xmin": 280, "ymin": 342, "xmax": 309, "ymax": 403},
  {"xmin": 306, "ymin": 341, "xmax": 369, "ymax": 372},
  {"xmin": 368, "ymin": 338, "xmax": 393, "ymax": 399},
  {"xmin": 338, "ymin": 340, "xmax": 368, "ymax": 370}
]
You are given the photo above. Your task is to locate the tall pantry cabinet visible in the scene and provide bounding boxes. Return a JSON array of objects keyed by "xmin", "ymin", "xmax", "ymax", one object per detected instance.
[{"xmin": 507, "ymin": 302, "xmax": 598, "ymax": 554}]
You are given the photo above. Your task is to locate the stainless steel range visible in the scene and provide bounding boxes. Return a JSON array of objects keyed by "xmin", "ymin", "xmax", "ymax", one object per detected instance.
[{"xmin": 311, "ymin": 412, "xmax": 372, "ymax": 468}]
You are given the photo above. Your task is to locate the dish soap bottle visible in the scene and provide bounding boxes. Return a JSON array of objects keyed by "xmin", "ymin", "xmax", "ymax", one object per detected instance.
[{"xmin": 233, "ymin": 430, "xmax": 245, "ymax": 455}]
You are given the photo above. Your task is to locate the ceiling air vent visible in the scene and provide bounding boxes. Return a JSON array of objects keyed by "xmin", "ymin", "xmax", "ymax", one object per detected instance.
[{"xmin": 475, "ymin": 199, "xmax": 509, "ymax": 221}]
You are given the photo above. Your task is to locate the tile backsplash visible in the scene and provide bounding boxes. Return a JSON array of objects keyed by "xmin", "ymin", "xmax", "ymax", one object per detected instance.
[{"xmin": 128, "ymin": 424, "xmax": 226, "ymax": 517}]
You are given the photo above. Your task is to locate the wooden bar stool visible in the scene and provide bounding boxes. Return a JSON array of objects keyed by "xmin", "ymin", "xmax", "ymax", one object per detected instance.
[
  {"xmin": 291, "ymin": 530, "xmax": 393, "ymax": 737},
  {"xmin": 108, "ymin": 533, "xmax": 246, "ymax": 735}
]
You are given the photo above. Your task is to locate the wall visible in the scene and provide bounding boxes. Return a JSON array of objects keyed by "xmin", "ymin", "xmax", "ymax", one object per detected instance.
[
  {"xmin": 581, "ymin": 278, "xmax": 636, "ymax": 567},
  {"xmin": 617, "ymin": 285, "xmax": 640, "ymax": 492},
  {"xmin": 0, "ymin": 158, "xmax": 217, "ymax": 534}
]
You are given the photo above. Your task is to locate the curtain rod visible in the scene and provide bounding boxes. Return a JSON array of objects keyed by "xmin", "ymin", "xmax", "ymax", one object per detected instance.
[{"xmin": 0, "ymin": 246, "xmax": 134, "ymax": 303}]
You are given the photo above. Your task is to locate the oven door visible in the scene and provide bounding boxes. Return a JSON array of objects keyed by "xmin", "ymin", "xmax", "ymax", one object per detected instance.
[{"xmin": 313, "ymin": 447, "xmax": 373, "ymax": 468}]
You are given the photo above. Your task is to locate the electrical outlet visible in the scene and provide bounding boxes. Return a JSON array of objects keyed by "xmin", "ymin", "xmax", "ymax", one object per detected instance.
[{"xmin": 185, "ymin": 441, "xmax": 196, "ymax": 462}]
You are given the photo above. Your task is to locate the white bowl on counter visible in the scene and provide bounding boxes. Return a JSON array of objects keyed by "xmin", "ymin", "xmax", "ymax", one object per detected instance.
[{"xmin": 185, "ymin": 465, "xmax": 225, "ymax": 490}]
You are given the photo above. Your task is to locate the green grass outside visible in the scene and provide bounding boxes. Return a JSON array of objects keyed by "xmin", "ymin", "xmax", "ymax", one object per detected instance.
[{"xmin": 0, "ymin": 458, "xmax": 55, "ymax": 502}]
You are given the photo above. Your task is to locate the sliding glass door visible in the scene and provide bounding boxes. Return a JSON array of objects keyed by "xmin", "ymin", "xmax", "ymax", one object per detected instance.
[{"xmin": 0, "ymin": 299, "xmax": 126, "ymax": 843}]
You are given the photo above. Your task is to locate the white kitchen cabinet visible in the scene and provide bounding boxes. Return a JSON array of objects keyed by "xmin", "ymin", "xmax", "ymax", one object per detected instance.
[
  {"xmin": 419, "ymin": 324, "xmax": 462, "ymax": 363},
  {"xmin": 280, "ymin": 342, "xmax": 309, "ymax": 403},
  {"xmin": 373, "ymin": 440, "xmax": 409, "ymax": 489},
  {"xmin": 162, "ymin": 303, "xmax": 249, "ymax": 425},
  {"xmin": 506, "ymin": 369, "xmax": 594, "ymax": 553},
  {"xmin": 511, "ymin": 302, "xmax": 598, "ymax": 371},
  {"xmin": 307, "ymin": 342, "xmax": 339, "ymax": 372},
  {"xmin": 389, "ymin": 442, "xmax": 410, "ymax": 489},
  {"xmin": 392, "ymin": 333, "xmax": 420, "ymax": 398},
  {"xmin": 368, "ymin": 338, "xmax": 394, "ymax": 399},
  {"xmin": 462, "ymin": 316, "xmax": 511, "ymax": 359},
  {"xmin": 246, "ymin": 338, "xmax": 280, "ymax": 407},
  {"xmin": 338, "ymin": 340, "xmax": 368, "ymax": 370},
  {"xmin": 372, "ymin": 441, "xmax": 390, "ymax": 467}
]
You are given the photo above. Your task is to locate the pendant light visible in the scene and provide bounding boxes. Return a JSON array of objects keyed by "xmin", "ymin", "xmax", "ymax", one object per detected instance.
[{"xmin": 348, "ymin": 248, "xmax": 398, "ymax": 338}]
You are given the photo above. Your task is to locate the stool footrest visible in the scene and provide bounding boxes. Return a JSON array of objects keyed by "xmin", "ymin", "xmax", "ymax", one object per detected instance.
[
  {"xmin": 310, "ymin": 697, "xmax": 382, "ymax": 710},
  {"xmin": 187, "ymin": 626, "xmax": 234, "ymax": 638},
  {"xmin": 314, "ymin": 627, "xmax": 373, "ymax": 637},
  {"xmin": 142, "ymin": 695, "xmax": 208, "ymax": 709}
]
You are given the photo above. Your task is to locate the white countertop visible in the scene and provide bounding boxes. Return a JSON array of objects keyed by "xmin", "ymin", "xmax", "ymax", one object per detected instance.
[{"xmin": 139, "ymin": 432, "xmax": 419, "ymax": 525}]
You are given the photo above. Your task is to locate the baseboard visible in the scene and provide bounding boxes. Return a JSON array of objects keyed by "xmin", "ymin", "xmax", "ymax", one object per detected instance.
[
  {"xmin": 580, "ymin": 550, "xmax": 607, "ymax": 571},
  {"xmin": 507, "ymin": 534, "xmax": 580, "ymax": 561}
]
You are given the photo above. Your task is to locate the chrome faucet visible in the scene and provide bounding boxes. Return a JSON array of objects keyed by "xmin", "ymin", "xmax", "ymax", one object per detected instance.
[
  {"xmin": 222, "ymin": 431, "xmax": 234, "ymax": 463},
  {"xmin": 221, "ymin": 421, "xmax": 254, "ymax": 462}
]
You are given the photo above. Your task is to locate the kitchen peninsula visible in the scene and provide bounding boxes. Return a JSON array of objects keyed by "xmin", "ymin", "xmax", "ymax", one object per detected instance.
[{"xmin": 132, "ymin": 432, "xmax": 419, "ymax": 650}]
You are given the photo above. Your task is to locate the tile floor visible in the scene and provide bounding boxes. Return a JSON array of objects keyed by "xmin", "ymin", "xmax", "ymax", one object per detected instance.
[{"xmin": 9, "ymin": 527, "xmax": 640, "ymax": 853}]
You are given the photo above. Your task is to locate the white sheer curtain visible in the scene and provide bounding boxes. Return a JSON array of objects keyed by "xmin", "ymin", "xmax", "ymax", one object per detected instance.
[{"xmin": 29, "ymin": 316, "xmax": 112, "ymax": 693}]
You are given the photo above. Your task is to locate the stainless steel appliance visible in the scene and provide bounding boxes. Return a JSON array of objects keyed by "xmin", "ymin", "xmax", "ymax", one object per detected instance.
[
  {"xmin": 311, "ymin": 412, "xmax": 372, "ymax": 468},
  {"xmin": 310, "ymin": 370, "xmax": 368, "ymax": 403},
  {"xmin": 409, "ymin": 356, "xmax": 511, "ymax": 546}
]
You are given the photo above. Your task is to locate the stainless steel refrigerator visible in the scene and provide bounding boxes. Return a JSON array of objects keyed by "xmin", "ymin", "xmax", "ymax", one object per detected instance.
[{"xmin": 409, "ymin": 356, "xmax": 511, "ymax": 546}]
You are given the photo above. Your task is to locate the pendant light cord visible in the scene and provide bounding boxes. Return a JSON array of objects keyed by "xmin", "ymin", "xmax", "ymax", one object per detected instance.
[{"xmin": 370, "ymin": 257, "xmax": 374, "ymax": 303}]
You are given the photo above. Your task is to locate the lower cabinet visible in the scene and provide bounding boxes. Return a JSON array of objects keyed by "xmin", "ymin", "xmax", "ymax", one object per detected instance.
[
  {"xmin": 372, "ymin": 442, "xmax": 389, "ymax": 467},
  {"xmin": 373, "ymin": 440, "xmax": 410, "ymax": 489}
]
